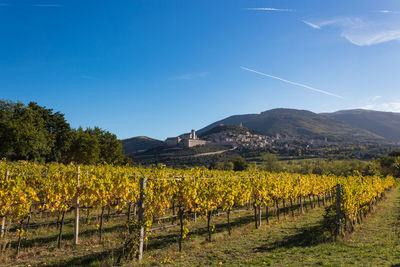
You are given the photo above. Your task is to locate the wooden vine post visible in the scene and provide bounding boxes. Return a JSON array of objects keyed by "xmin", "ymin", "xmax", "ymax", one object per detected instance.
[
  {"xmin": 99, "ymin": 206, "xmax": 105, "ymax": 241},
  {"xmin": 257, "ymin": 176, "xmax": 262, "ymax": 227},
  {"xmin": 74, "ymin": 166, "xmax": 80, "ymax": 245},
  {"xmin": 57, "ymin": 211, "xmax": 66, "ymax": 248},
  {"xmin": 178, "ymin": 177, "xmax": 185, "ymax": 251},
  {"xmin": 0, "ymin": 216, "xmax": 4, "ymax": 238},
  {"xmin": 127, "ymin": 174, "xmax": 135, "ymax": 233},
  {"xmin": 193, "ymin": 177, "xmax": 197, "ymax": 222},
  {"xmin": 1, "ymin": 170, "xmax": 9, "ymax": 238},
  {"xmin": 298, "ymin": 177, "xmax": 303, "ymax": 214},
  {"xmin": 254, "ymin": 205, "xmax": 258, "ymax": 229},
  {"xmin": 178, "ymin": 207, "xmax": 184, "ymax": 251},
  {"xmin": 275, "ymin": 200, "xmax": 280, "ymax": 221},
  {"xmin": 227, "ymin": 208, "xmax": 231, "ymax": 236},
  {"xmin": 137, "ymin": 177, "xmax": 147, "ymax": 261},
  {"xmin": 336, "ymin": 184, "xmax": 342, "ymax": 237}
]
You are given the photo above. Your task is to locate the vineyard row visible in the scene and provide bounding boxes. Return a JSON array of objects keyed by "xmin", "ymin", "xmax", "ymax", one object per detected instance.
[{"xmin": 0, "ymin": 160, "xmax": 395, "ymax": 260}]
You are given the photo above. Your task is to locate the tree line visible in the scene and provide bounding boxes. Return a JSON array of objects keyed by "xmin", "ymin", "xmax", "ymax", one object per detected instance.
[
  {"xmin": 0, "ymin": 100, "xmax": 125, "ymax": 164},
  {"xmin": 209, "ymin": 152, "xmax": 400, "ymax": 178}
]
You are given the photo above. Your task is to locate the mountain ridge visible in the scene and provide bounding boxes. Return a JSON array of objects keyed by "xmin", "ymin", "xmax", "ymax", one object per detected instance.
[
  {"xmin": 197, "ymin": 108, "xmax": 385, "ymax": 143},
  {"xmin": 322, "ymin": 109, "xmax": 400, "ymax": 142}
]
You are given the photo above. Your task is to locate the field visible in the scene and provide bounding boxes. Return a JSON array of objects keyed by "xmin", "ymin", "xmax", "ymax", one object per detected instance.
[
  {"xmin": 0, "ymin": 187, "xmax": 398, "ymax": 266},
  {"xmin": 0, "ymin": 160, "xmax": 396, "ymax": 266}
]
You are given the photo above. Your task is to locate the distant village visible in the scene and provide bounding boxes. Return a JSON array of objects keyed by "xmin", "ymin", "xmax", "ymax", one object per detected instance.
[{"xmin": 164, "ymin": 124, "xmax": 331, "ymax": 151}]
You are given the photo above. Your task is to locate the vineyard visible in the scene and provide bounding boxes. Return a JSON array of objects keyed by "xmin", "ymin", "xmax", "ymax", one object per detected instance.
[{"xmin": 0, "ymin": 160, "xmax": 396, "ymax": 265}]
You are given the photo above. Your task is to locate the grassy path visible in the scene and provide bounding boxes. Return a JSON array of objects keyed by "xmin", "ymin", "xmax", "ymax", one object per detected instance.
[{"xmin": 141, "ymin": 188, "xmax": 400, "ymax": 266}]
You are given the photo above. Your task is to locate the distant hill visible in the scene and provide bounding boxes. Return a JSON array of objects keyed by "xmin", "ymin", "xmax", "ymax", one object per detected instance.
[
  {"xmin": 198, "ymin": 108, "xmax": 384, "ymax": 142},
  {"xmin": 322, "ymin": 109, "xmax": 400, "ymax": 142},
  {"xmin": 121, "ymin": 136, "xmax": 164, "ymax": 155}
]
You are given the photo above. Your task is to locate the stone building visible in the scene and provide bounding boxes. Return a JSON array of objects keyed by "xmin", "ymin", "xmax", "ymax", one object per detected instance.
[
  {"xmin": 181, "ymin": 138, "xmax": 208, "ymax": 148},
  {"xmin": 165, "ymin": 130, "xmax": 208, "ymax": 148}
]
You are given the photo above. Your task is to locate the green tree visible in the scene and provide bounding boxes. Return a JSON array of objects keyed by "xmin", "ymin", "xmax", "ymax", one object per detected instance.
[
  {"xmin": 67, "ymin": 127, "xmax": 100, "ymax": 165},
  {"xmin": 86, "ymin": 127, "xmax": 124, "ymax": 164},
  {"xmin": 261, "ymin": 153, "xmax": 280, "ymax": 172},
  {"xmin": 233, "ymin": 157, "xmax": 247, "ymax": 171},
  {"xmin": 27, "ymin": 102, "xmax": 72, "ymax": 162},
  {"xmin": 379, "ymin": 150, "xmax": 400, "ymax": 177},
  {"xmin": 0, "ymin": 99, "xmax": 126, "ymax": 165},
  {"xmin": 224, "ymin": 161, "xmax": 234, "ymax": 171},
  {"xmin": 0, "ymin": 100, "xmax": 52, "ymax": 161}
]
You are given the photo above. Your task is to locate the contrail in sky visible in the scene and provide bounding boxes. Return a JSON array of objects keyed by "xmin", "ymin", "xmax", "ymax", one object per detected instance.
[{"xmin": 240, "ymin": 66, "xmax": 344, "ymax": 99}]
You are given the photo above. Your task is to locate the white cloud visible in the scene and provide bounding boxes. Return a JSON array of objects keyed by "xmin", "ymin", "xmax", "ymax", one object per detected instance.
[
  {"xmin": 362, "ymin": 102, "xmax": 400, "ymax": 112},
  {"xmin": 169, "ymin": 72, "xmax": 209, "ymax": 81},
  {"xmin": 361, "ymin": 96, "xmax": 400, "ymax": 112},
  {"xmin": 245, "ymin": 8, "xmax": 294, "ymax": 12},
  {"xmin": 240, "ymin": 66, "xmax": 343, "ymax": 99},
  {"xmin": 303, "ymin": 17, "xmax": 400, "ymax": 46}
]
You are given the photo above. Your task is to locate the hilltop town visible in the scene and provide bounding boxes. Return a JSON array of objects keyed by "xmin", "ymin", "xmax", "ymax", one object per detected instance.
[{"xmin": 164, "ymin": 124, "xmax": 331, "ymax": 152}]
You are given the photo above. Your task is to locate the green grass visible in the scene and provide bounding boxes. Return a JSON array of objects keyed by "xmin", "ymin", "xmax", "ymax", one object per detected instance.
[{"xmin": 3, "ymin": 189, "xmax": 400, "ymax": 266}]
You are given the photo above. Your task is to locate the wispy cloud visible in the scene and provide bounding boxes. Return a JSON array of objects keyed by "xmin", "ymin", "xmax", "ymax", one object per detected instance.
[
  {"xmin": 303, "ymin": 18, "xmax": 363, "ymax": 29},
  {"xmin": 377, "ymin": 10, "xmax": 400, "ymax": 14},
  {"xmin": 372, "ymin": 95, "xmax": 382, "ymax": 101},
  {"xmin": 169, "ymin": 72, "xmax": 209, "ymax": 81},
  {"xmin": 245, "ymin": 8, "xmax": 294, "ymax": 12},
  {"xmin": 303, "ymin": 21, "xmax": 321, "ymax": 29},
  {"xmin": 240, "ymin": 66, "xmax": 343, "ymax": 99},
  {"xmin": 303, "ymin": 17, "xmax": 400, "ymax": 46},
  {"xmin": 33, "ymin": 4, "xmax": 61, "ymax": 7},
  {"xmin": 344, "ymin": 29, "xmax": 400, "ymax": 46}
]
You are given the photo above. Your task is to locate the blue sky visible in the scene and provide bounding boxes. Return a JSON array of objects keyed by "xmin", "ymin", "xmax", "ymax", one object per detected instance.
[{"xmin": 1, "ymin": 0, "xmax": 400, "ymax": 140}]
